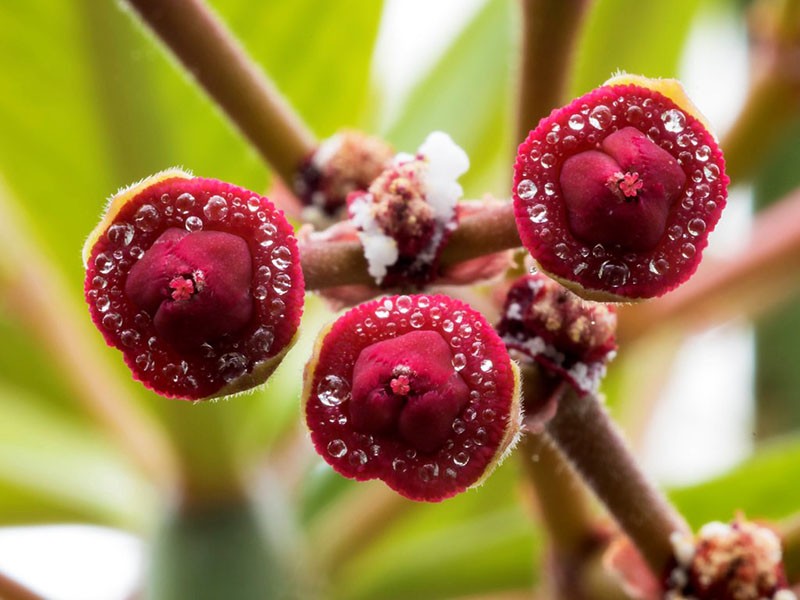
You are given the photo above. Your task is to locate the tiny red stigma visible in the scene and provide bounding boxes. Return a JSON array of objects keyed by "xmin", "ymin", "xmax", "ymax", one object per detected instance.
[
  {"xmin": 390, "ymin": 373, "xmax": 412, "ymax": 396},
  {"xmin": 608, "ymin": 171, "xmax": 644, "ymax": 198}
]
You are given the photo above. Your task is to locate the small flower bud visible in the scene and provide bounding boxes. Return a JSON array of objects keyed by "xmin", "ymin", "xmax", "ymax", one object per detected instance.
[
  {"xmin": 303, "ymin": 294, "xmax": 521, "ymax": 502},
  {"xmin": 348, "ymin": 131, "xmax": 469, "ymax": 287},
  {"xmin": 83, "ymin": 169, "xmax": 304, "ymax": 400},
  {"xmin": 497, "ymin": 273, "xmax": 617, "ymax": 396},
  {"xmin": 513, "ymin": 75, "xmax": 728, "ymax": 301}
]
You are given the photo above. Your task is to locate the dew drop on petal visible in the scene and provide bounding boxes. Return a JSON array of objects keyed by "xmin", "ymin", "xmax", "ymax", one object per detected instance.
[
  {"xmin": 589, "ymin": 105, "xmax": 612, "ymax": 129},
  {"xmin": 247, "ymin": 196, "xmax": 261, "ymax": 212},
  {"xmin": 185, "ymin": 216, "xmax": 203, "ymax": 232},
  {"xmin": 649, "ymin": 257, "xmax": 669, "ymax": 275},
  {"xmin": 419, "ymin": 463, "xmax": 439, "ymax": 482},
  {"xmin": 95, "ymin": 252, "xmax": 114, "ymax": 274},
  {"xmin": 662, "ymin": 109, "xmax": 686, "ymax": 133},
  {"xmin": 251, "ymin": 327, "xmax": 275, "ymax": 354},
  {"xmin": 107, "ymin": 223, "xmax": 134, "ymax": 246},
  {"xmin": 203, "ymin": 195, "xmax": 229, "ymax": 221},
  {"xmin": 134, "ymin": 205, "xmax": 160, "ymax": 232},
  {"xmin": 396, "ymin": 295, "xmax": 412, "ymax": 314},
  {"xmin": 175, "ymin": 193, "xmax": 195, "ymax": 213},
  {"xmin": 218, "ymin": 352, "xmax": 247, "ymax": 382},
  {"xmin": 568, "ymin": 114, "xmax": 585, "ymax": 131},
  {"xmin": 327, "ymin": 439, "xmax": 347, "ymax": 458},
  {"xmin": 517, "ymin": 179, "xmax": 537, "ymax": 200},
  {"xmin": 695, "ymin": 145, "xmax": 712, "ymax": 162},
  {"xmin": 687, "ymin": 218, "xmax": 706, "ymax": 237},
  {"xmin": 453, "ymin": 452, "xmax": 470, "ymax": 467},
  {"xmin": 680, "ymin": 242, "xmax": 696, "ymax": 260},
  {"xmin": 541, "ymin": 153, "xmax": 556, "ymax": 169},
  {"xmin": 318, "ymin": 374, "xmax": 349, "ymax": 407},
  {"xmin": 271, "ymin": 246, "xmax": 292, "ymax": 270},
  {"xmin": 527, "ymin": 203, "xmax": 548, "ymax": 224},
  {"xmin": 598, "ymin": 260, "xmax": 629, "ymax": 287}
]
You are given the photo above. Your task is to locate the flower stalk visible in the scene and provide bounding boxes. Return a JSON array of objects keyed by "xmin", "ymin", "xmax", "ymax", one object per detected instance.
[
  {"xmin": 544, "ymin": 386, "xmax": 690, "ymax": 576},
  {"xmin": 124, "ymin": 0, "xmax": 315, "ymax": 185}
]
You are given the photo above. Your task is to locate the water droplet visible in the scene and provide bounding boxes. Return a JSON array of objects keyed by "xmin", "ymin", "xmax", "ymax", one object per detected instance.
[
  {"xmin": 130, "ymin": 246, "xmax": 144, "ymax": 260},
  {"xmin": 649, "ymin": 257, "xmax": 669, "ymax": 275},
  {"xmin": 544, "ymin": 182, "xmax": 556, "ymax": 196},
  {"xmin": 175, "ymin": 193, "xmax": 195, "ymax": 213},
  {"xmin": 107, "ymin": 223, "xmax": 134, "ymax": 246},
  {"xmin": 419, "ymin": 463, "xmax": 439, "ymax": 482},
  {"xmin": 163, "ymin": 362, "xmax": 183, "ymax": 382},
  {"xmin": 442, "ymin": 319, "xmax": 454, "ymax": 333},
  {"xmin": 546, "ymin": 130, "xmax": 560, "ymax": 145},
  {"xmin": 327, "ymin": 439, "xmax": 347, "ymax": 458},
  {"xmin": 554, "ymin": 243, "xmax": 569, "ymax": 260},
  {"xmin": 270, "ymin": 298, "xmax": 285, "ymax": 317},
  {"xmin": 695, "ymin": 145, "xmax": 711, "ymax": 162},
  {"xmin": 541, "ymin": 153, "xmax": 556, "ymax": 168},
  {"xmin": 120, "ymin": 329, "xmax": 140, "ymax": 347},
  {"xmin": 396, "ymin": 295, "xmax": 412, "ymax": 313},
  {"xmin": 247, "ymin": 196, "xmax": 261, "ymax": 212},
  {"xmin": 392, "ymin": 458, "xmax": 407, "ymax": 472},
  {"xmin": 430, "ymin": 306, "xmax": 442, "ymax": 321},
  {"xmin": 470, "ymin": 342, "xmax": 484, "ymax": 357},
  {"xmin": 135, "ymin": 352, "xmax": 153, "ymax": 371},
  {"xmin": 474, "ymin": 428, "xmax": 488, "ymax": 445},
  {"xmin": 254, "ymin": 286, "xmax": 268, "ymax": 300},
  {"xmin": 626, "ymin": 105, "xmax": 643, "ymax": 123},
  {"xmin": 450, "ymin": 336, "xmax": 462, "ymax": 348},
  {"xmin": 573, "ymin": 262, "xmax": 588, "ymax": 276},
  {"xmin": 680, "ymin": 242, "xmax": 696, "ymax": 259},
  {"xmin": 271, "ymin": 246, "xmax": 293, "ymax": 270},
  {"xmin": 662, "ymin": 109, "xmax": 686, "ymax": 133},
  {"xmin": 95, "ymin": 252, "xmax": 114, "ymax": 274},
  {"xmin": 251, "ymin": 327, "xmax": 275, "ymax": 353},
  {"xmin": 318, "ymin": 374, "xmax": 350, "ymax": 406},
  {"xmin": 451, "ymin": 353, "xmax": 467, "ymax": 372},
  {"xmin": 667, "ymin": 225, "xmax": 682, "ymax": 241},
  {"xmin": 482, "ymin": 408, "xmax": 496, "ymax": 423},
  {"xmin": 517, "ymin": 179, "xmax": 537, "ymax": 200},
  {"xmin": 410, "ymin": 311, "xmax": 424, "ymax": 328},
  {"xmin": 677, "ymin": 133, "xmax": 694, "ymax": 148},
  {"xmin": 134, "ymin": 204, "xmax": 160, "ymax": 232},
  {"xmin": 200, "ymin": 343, "xmax": 216, "ymax": 358},
  {"xmin": 568, "ymin": 114, "xmax": 585, "ymax": 131},
  {"xmin": 526, "ymin": 203, "xmax": 548, "ymax": 224},
  {"xmin": 96, "ymin": 295, "xmax": 111, "ymax": 313},
  {"xmin": 589, "ymin": 105, "xmax": 612, "ymax": 129},
  {"xmin": 375, "ymin": 307, "xmax": 390, "ymax": 319},
  {"xmin": 185, "ymin": 216, "xmax": 203, "ymax": 232},
  {"xmin": 454, "ymin": 452, "xmax": 470, "ymax": 467},
  {"xmin": 272, "ymin": 272, "xmax": 292, "ymax": 295},
  {"xmin": 218, "ymin": 352, "xmax": 247, "ymax": 382},
  {"xmin": 349, "ymin": 449, "xmax": 367, "ymax": 467},
  {"xmin": 203, "ymin": 195, "xmax": 229, "ymax": 221},
  {"xmin": 452, "ymin": 419, "xmax": 466, "ymax": 434},
  {"xmin": 703, "ymin": 163, "xmax": 720, "ymax": 182},
  {"xmin": 417, "ymin": 296, "xmax": 430, "ymax": 309},
  {"xmin": 687, "ymin": 218, "xmax": 706, "ymax": 237},
  {"xmin": 592, "ymin": 244, "xmax": 606, "ymax": 258},
  {"xmin": 480, "ymin": 359, "xmax": 493, "ymax": 372},
  {"xmin": 102, "ymin": 312, "xmax": 122, "ymax": 330},
  {"xmin": 257, "ymin": 265, "xmax": 272, "ymax": 283},
  {"xmin": 598, "ymin": 260, "xmax": 630, "ymax": 287}
]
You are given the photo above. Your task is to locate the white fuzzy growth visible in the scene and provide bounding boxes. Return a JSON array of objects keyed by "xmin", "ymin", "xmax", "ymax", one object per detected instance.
[
  {"xmin": 698, "ymin": 521, "xmax": 732, "ymax": 540},
  {"xmin": 418, "ymin": 131, "xmax": 469, "ymax": 222},
  {"xmin": 774, "ymin": 590, "xmax": 798, "ymax": 600},
  {"xmin": 350, "ymin": 193, "xmax": 398, "ymax": 283},
  {"xmin": 670, "ymin": 531, "xmax": 697, "ymax": 567},
  {"xmin": 312, "ymin": 133, "xmax": 343, "ymax": 169}
]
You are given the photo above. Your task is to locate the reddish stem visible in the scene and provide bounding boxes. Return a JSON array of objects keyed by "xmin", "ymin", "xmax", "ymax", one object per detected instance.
[
  {"xmin": 124, "ymin": 0, "xmax": 316, "ymax": 185},
  {"xmin": 544, "ymin": 387, "xmax": 689, "ymax": 576},
  {"xmin": 0, "ymin": 571, "xmax": 46, "ymax": 600},
  {"xmin": 516, "ymin": 0, "xmax": 593, "ymax": 142}
]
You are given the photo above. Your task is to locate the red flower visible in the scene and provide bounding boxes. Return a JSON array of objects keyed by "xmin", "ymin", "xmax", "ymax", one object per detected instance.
[
  {"xmin": 83, "ymin": 169, "xmax": 304, "ymax": 400},
  {"xmin": 513, "ymin": 75, "xmax": 728, "ymax": 301},
  {"xmin": 303, "ymin": 294, "xmax": 521, "ymax": 502}
]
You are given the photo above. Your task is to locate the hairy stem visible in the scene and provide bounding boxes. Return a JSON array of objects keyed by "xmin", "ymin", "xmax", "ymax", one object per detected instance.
[
  {"xmin": 301, "ymin": 200, "xmax": 520, "ymax": 289},
  {"xmin": 516, "ymin": 0, "xmax": 593, "ymax": 143},
  {"xmin": 619, "ymin": 185, "xmax": 800, "ymax": 342},
  {"xmin": 124, "ymin": 0, "xmax": 316, "ymax": 185},
  {"xmin": 545, "ymin": 388, "xmax": 689, "ymax": 576},
  {"xmin": 0, "ymin": 572, "xmax": 45, "ymax": 600}
]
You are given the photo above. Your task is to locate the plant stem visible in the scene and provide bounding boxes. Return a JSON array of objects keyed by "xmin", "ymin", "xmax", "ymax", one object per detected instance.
[
  {"xmin": 124, "ymin": 0, "xmax": 316, "ymax": 185},
  {"xmin": 544, "ymin": 387, "xmax": 689, "ymax": 576},
  {"xmin": 301, "ymin": 200, "xmax": 520, "ymax": 289},
  {"xmin": 618, "ymin": 185, "xmax": 800, "ymax": 342},
  {"xmin": 781, "ymin": 514, "xmax": 800, "ymax": 584},
  {"xmin": 0, "ymin": 571, "xmax": 45, "ymax": 600},
  {"xmin": 516, "ymin": 0, "xmax": 593, "ymax": 143}
]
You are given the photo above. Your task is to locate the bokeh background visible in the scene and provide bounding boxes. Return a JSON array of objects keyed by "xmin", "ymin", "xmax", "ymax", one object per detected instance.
[{"xmin": 0, "ymin": 0, "xmax": 799, "ymax": 598}]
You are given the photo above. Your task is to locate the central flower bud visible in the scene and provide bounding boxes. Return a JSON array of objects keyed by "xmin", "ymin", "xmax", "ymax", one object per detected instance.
[
  {"xmin": 125, "ymin": 228, "xmax": 254, "ymax": 349},
  {"xmin": 559, "ymin": 127, "xmax": 686, "ymax": 252},
  {"xmin": 350, "ymin": 330, "xmax": 469, "ymax": 453}
]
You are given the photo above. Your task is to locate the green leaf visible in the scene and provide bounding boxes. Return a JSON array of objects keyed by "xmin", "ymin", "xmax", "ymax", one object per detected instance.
[
  {"xmin": 0, "ymin": 384, "xmax": 154, "ymax": 530},
  {"xmin": 670, "ymin": 436, "xmax": 800, "ymax": 527},
  {"xmin": 570, "ymin": 0, "xmax": 703, "ymax": 95},
  {"xmin": 382, "ymin": 0, "xmax": 515, "ymax": 199}
]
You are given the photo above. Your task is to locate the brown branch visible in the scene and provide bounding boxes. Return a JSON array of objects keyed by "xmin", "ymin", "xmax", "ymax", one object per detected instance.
[
  {"xmin": 545, "ymin": 387, "xmax": 689, "ymax": 576},
  {"xmin": 516, "ymin": 0, "xmax": 593, "ymax": 143},
  {"xmin": 124, "ymin": 0, "xmax": 316, "ymax": 185},
  {"xmin": 301, "ymin": 200, "xmax": 520, "ymax": 290},
  {"xmin": 619, "ymin": 186, "xmax": 800, "ymax": 342},
  {"xmin": 0, "ymin": 571, "xmax": 45, "ymax": 600}
]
